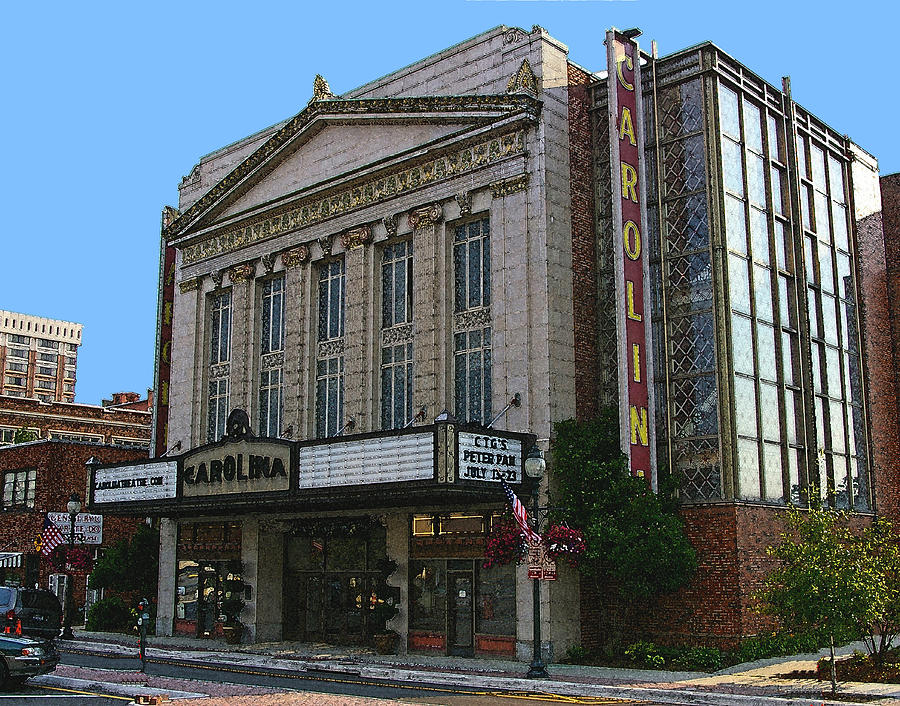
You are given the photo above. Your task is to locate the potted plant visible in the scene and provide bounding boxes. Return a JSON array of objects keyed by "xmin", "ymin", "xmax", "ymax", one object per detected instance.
[{"xmin": 220, "ymin": 595, "xmax": 244, "ymax": 645}]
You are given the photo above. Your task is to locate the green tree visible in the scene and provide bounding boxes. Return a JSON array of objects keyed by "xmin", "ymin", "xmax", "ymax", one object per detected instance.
[
  {"xmin": 89, "ymin": 524, "xmax": 159, "ymax": 595},
  {"xmin": 13, "ymin": 427, "xmax": 37, "ymax": 444},
  {"xmin": 550, "ymin": 411, "xmax": 696, "ymax": 648},
  {"xmin": 757, "ymin": 502, "xmax": 900, "ymax": 693}
]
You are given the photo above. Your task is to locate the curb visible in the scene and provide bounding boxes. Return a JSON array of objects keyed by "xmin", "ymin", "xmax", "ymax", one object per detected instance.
[{"xmin": 31, "ymin": 673, "xmax": 207, "ymax": 700}]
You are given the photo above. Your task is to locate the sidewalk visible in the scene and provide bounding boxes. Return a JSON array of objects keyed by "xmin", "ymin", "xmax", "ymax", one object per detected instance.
[{"xmin": 32, "ymin": 629, "xmax": 900, "ymax": 706}]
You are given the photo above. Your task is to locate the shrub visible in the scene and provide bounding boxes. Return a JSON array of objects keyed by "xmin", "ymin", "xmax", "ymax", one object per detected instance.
[
  {"xmin": 624, "ymin": 640, "xmax": 665, "ymax": 669},
  {"xmin": 85, "ymin": 597, "xmax": 133, "ymax": 632},
  {"xmin": 561, "ymin": 645, "xmax": 588, "ymax": 663},
  {"xmin": 672, "ymin": 646, "xmax": 724, "ymax": 672}
]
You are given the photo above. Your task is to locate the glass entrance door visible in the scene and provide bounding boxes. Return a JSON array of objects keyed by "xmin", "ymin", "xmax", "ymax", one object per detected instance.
[{"xmin": 448, "ymin": 571, "xmax": 474, "ymax": 656}]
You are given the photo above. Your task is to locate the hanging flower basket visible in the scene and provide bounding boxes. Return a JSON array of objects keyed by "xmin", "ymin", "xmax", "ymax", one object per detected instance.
[
  {"xmin": 482, "ymin": 516, "xmax": 526, "ymax": 569},
  {"xmin": 543, "ymin": 524, "xmax": 586, "ymax": 566}
]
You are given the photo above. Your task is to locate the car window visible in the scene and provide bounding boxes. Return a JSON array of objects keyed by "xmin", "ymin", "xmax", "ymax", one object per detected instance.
[
  {"xmin": 0, "ymin": 588, "xmax": 11, "ymax": 606},
  {"xmin": 22, "ymin": 591, "xmax": 60, "ymax": 611}
]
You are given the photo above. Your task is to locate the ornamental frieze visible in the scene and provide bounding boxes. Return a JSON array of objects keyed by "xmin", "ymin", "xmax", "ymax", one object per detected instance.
[
  {"xmin": 317, "ymin": 339, "xmax": 345, "ymax": 358},
  {"xmin": 261, "ymin": 352, "xmax": 284, "ymax": 370},
  {"xmin": 507, "ymin": 58, "xmax": 538, "ymax": 96},
  {"xmin": 178, "ymin": 278, "xmax": 201, "ymax": 294},
  {"xmin": 281, "ymin": 244, "xmax": 310, "ymax": 269},
  {"xmin": 490, "ymin": 174, "xmax": 529, "ymax": 198},
  {"xmin": 180, "ymin": 130, "xmax": 526, "ymax": 265},
  {"xmin": 455, "ymin": 307, "xmax": 492, "ymax": 331},
  {"xmin": 340, "ymin": 225, "xmax": 372, "ymax": 250},
  {"xmin": 210, "ymin": 363, "xmax": 230, "ymax": 379},
  {"xmin": 381, "ymin": 324, "xmax": 413, "ymax": 347},
  {"xmin": 408, "ymin": 203, "xmax": 443, "ymax": 229}
]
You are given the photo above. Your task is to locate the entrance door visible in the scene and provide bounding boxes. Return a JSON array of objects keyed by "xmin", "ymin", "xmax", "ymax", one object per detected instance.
[
  {"xmin": 197, "ymin": 564, "xmax": 220, "ymax": 637},
  {"xmin": 447, "ymin": 572, "xmax": 474, "ymax": 656}
]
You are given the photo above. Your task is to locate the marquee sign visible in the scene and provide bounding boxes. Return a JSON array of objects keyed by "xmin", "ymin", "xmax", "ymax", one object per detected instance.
[
  {"xmin": 181, "ymin": 439, "xmax": 291, "ymax": 497},
  {"xmin": 457, "ymin": 432, "xmax": 522, "ymax": 483},
  {"xmin": 93, "ymin": 460, "xmax": 178, "ymax": 504},
  {"xmin": 607, "ymin": 29, "xmax": 657, "ymax": 488}
]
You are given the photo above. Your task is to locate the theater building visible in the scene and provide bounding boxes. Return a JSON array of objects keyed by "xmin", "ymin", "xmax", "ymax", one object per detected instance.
[{"xmin": 89, "ymin": 25, "xmax": 888, "ymax": 658}]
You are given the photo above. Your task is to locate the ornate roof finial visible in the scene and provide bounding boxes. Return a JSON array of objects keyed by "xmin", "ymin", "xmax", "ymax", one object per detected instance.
[
  {"xmin": 507, "ymin": 58, "xmax": 537, "ymax": 96},
  {"xmin": 312, "ymin": 74, "xmax": 334, "ymax": 101}
]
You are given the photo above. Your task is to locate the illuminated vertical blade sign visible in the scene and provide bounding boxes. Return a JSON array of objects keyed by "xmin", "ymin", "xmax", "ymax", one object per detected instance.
[
  {"xmin": 606, "ymin": 29, "xmax": 657, "ymax": 489},
  {"xmin": 152, "ymin": 243, "xmax": 176, "ymax": 458}
]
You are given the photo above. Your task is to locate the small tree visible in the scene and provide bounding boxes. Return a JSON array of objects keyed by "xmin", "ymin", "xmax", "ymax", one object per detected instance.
[
  {"xmin": 551, "ymin": 411, "xmax": 696, "ymax": 649},
  {"xmin": 757, "ymin": 501, "xmax": 900, "ymax": 694},
  {"xmin": 89, "ymin": 524, "xmax": 159, "ymax": 595}
]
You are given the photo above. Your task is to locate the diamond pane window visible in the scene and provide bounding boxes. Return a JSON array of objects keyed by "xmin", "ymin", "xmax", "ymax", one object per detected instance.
[
  {"xmin": 737, "ymin": 438, "xmax": 761, "ymax": 499},
  {"xmin": 718, "ymin": 83, "xmax": 740, "ymax": 139},
  {"xmin": 749, "ymin": 208, "xmax": 769, "ymax": 265},
  {"xmin": 722, "ymin": 139, "xmax": 744, "ymax": 196},
  {"xmin": 733, "ymin": 375, "xmax": 758, "ymax": 438},
  {"xmin": 754, "ymin": 265, "xmax": 773, "ymax": 323},
  {"xmin": 729, "ymin": 255, "xmax": 751, "ymax": 314},
  {"xmin": 764, "ymin": 442, "xmax": 784, "ymax": 501},
  {"xmin": 725, "ymin": 195, "xmax": 748, "ymax": 255},
  {"xmin": 731, "ymin": 313, "xmax": 755, "ymax": 376}
]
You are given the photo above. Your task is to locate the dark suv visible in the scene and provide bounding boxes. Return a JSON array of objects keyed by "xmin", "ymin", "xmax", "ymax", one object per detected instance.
[{"xmin": 0, "ymin": 588, "xmax": 62, "ymax": 640}]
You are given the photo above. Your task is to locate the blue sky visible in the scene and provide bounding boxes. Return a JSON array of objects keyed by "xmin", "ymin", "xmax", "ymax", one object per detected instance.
[{"xmin": 1, "ymin": 0, "xmax": 896, "ymax": 405}]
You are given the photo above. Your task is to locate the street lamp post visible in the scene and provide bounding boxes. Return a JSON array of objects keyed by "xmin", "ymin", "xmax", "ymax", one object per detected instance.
[
  {"xmin": 61, "ymin": 492, "xmax": 81, "ymax": 640},
  {"xmin": 524, "ymin": 446, "xmax": 549, "ymax": 680}
]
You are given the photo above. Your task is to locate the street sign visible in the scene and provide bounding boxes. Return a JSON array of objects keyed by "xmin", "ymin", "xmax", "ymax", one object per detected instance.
[
  {"xmin": 46, "ymin": 512, "xmax": 103, "ymax": 544},
  {"xmin": 526, "ymin": 542, "xmax": 557, "ymax": 581}
]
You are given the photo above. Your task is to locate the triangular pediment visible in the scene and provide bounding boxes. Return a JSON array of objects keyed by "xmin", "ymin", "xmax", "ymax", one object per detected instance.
[
  {"xmin": 165, "ymin": 94, "xmax": 540, "ymax": 242},
  {"xmin": 218, "ymin": 121, "xmax": 473, "ymax": 222}
]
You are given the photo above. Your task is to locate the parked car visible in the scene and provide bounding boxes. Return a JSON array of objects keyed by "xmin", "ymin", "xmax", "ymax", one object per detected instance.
[
  {"xmin": 0, "ymin": 634, "xmax": 59, "ymax": 687},
  {"xmin": 0, "ymin": 588, "xmax": 62, "ymax": 640}
]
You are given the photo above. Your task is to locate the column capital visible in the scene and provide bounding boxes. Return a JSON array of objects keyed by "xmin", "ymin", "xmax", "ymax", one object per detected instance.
[
  {"xmin": 178, "ymin": 277, "xmax": 201, "ymax": 294},
  {"xmin": 340, "ymin": 224, "xmax": 372, "ymax": 250},
  {"xmin": 229, "ymin": 263, "xmax": 256, "ymax": 284},
  {"xmin": 281, "ymin": 244, "xmax": 310, "ymax": 269},
  {"xmin": 408, "ymin": 203, "xmax": 443, "ymax": 229}
]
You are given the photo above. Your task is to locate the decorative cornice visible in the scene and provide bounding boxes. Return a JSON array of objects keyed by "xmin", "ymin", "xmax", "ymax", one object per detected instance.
[
  {"xmin": 178, "ymin": 278, "xmax": 201, "ymax": 294},
  {"xmin": 340, "ymin": 225, "xmax": 372, "ymax": 250},
  {"xmin": 490, "ymin": 174, "xmax": 529, "ymax": 198},
  {"xmin": 318, "ymin": 234, "xmax": 334, "ymax": 258},
  {"xmin": 281, "ymin": 244, "xmax": 310, "ymax": 269},
  {"xmin": 312, "ymin": 74, "xmax": 334, "ymax": 101},
  {"xmin": 507, "ymin": 58, "xmax": 538, "ymax": 96},
  {"xmin": 455, "ymin": 191, "xmax": 472, "ymax": 217},
  {"xmin": 408, "ymin": 203, "xmax": 443, "ymax": 230},
  {"xmin": 229, "ymin": 263, "xmax": 255, "ymax": 284},
  {"xmin": 166, "ymin": 93, "xmax": 539, "ymax": 241},
  {"xmin": 180, "ymin": 129, "xmax": 526, "ymax": 265},
  {"xmin": 261, "ymin": 253, "xmax": 277, "ymax": 273},
  {"xmin": 383, "ymin": 213, "xmax": 398, "ymax": 237}
]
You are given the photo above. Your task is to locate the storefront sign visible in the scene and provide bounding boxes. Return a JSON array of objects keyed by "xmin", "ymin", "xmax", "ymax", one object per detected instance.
[
  {"xmin": 182, "ymin": 440, "xmax": 291, "ymax": 497},
  {"xmin": 607, "ymin": 28, "xmax": 657, "ymax": 489},
  {"xmin": 46, "ymin": 512, "xmax": 103, "ymax": 545},
  {"xmin": 152, "ymin": 243, "xmax": 176, "ymax": 458},
  {"xmin": 457, "ymin": 432, "xmax": 522, "ymax": 483},
  {"xmin": 298, "ymin": 432, "xmax": 434, "ymax": 488},
  {"xmin": 93, "ymin": 460, "xmax": 178, "ymax": 504}
]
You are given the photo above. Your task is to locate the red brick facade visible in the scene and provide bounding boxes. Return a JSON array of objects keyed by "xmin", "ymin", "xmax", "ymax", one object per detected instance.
[{"xmin": 0, "ymin": 442, "xmax": 148, "ymax": 615}]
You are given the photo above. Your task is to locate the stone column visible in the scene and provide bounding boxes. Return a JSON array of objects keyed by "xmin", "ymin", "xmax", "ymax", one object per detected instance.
[
  {"xmin": 173, "ymin": 276, "xmax": 202, "ymax": 448},
  {"xmin": 240, "ymin": 519, "xmax": 259, "ymax": 643},
  {"xmin": 281, "ymin": 245, "xmax": 310, "ymax": 439},
  {"xmin": 384, "ymin": 513, "xmax": 409, "ymax": 655},
  {"xmin": 228, "ymin": 263, "xmax": 256, "ymax": 422},
  {"xmin": 409, "ymin": 203, "xmax": 445, "ymax": 417},
  {"xmin": 342, "ymin": 225, "xmax": 374, "ymax": 432},
  {"xmin": 255, "ymin": 520, "xmax": 285, "ymax": 641},
  {"xmin": 155, "ymin": 518, "xmax": 178, "ymax": 637}
]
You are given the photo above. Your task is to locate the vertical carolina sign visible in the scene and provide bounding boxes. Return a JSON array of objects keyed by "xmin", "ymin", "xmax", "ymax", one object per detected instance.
[
  {"xmin": 607, "ymin": 29, "xmax": 656, "ymax": 489},
  {"xmin": 152, "ymin": 241, "xmax": 176, "ymax": 458}
]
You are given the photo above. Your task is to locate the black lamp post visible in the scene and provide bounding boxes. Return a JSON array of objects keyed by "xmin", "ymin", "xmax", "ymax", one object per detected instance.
[
  {"xmin": 524, "ymin": 446, "xmax": 549, "ymax": 679},
  {"xmin": 61, "ymin": 492, "xmax": 81, "ymax": 640}
]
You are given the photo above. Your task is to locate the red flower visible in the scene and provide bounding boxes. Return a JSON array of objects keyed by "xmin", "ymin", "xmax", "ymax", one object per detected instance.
[{"xmin": 543, "ymin": 524, "xmax": 585, "ymax": 567}]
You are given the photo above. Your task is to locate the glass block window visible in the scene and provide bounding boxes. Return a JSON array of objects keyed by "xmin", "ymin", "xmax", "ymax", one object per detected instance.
[
  {"xmin": 381, "ymin": 342, "xmax": 413, "ymax": 430},
  {"xmin": 316, "ymin": 356, "xmax": 344, "ymax": 438},
  {"xmin": 2, "ymin": 469, "xmax": 36, "ymax": 509},
  {"xmin": 382, "ymin": 241, "xmax": 413, "ymax": 328},
  {"xmin": 318, "ymin": 260, "xmax": 345, "ymax": 341},
  {"xmin": 454, "ymin": 218, "xmax": 491, "ymax": 312},
  {"xmin": 210, "ymin": 292, "xmax": 232, "ymax": 365},
  {"xmin": 260, "ymin": 277, "xmax": 285, "ymax": 355},
  {"xmin": 207, "ymin": 378, "xmax": 228, "ymax": 442},
  {"xmin": 454, "ymin": 328, "xmax": 491, "ymax": 425},
  {"xmin": 259, "ymin": 368, "xmax": 283, "ymax": 438}
]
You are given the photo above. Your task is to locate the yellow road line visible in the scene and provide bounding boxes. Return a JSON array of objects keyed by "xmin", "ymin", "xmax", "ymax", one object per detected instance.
[{"xmin": 36, "ymin": 684, "xmax": 132, "ymax": 700}]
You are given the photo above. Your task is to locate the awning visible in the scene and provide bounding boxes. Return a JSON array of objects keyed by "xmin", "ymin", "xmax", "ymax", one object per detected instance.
[{"xmin": 0, "ymin": 553, "xmax": 23, "ymax": 568}]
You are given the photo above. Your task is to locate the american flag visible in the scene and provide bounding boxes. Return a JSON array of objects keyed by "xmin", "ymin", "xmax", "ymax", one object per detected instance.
[
  {"xmin": 500, "ymin": 479, "xmax": 541, "ymax": 545},
  {"xmin": 40, "ymin": 515, "xmax": 66, "ymax": 557}
]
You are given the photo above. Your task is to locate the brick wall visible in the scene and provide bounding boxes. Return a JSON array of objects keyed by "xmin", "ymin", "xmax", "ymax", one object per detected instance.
[
  {"xmin": 0, "ymin": 442, "xmax": 147, "ymax": 611},
  {"xmin": 568, "ymin": 62, "xmax": 599, "ymax": 421}
]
